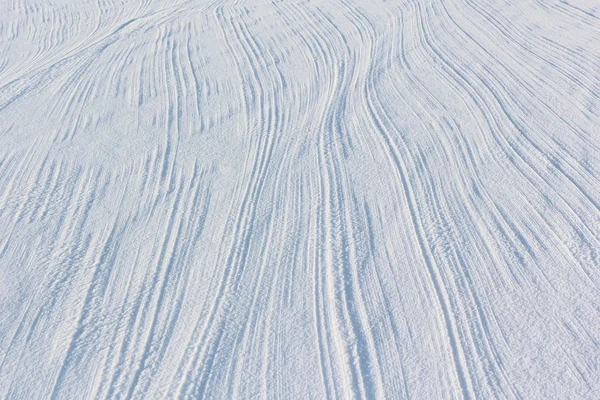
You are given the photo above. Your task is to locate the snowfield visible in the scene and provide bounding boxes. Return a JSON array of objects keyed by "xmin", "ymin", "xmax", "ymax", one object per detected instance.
[{"xmin": 1, "ymin": 0, "xmax": 600, "ymax": 398}]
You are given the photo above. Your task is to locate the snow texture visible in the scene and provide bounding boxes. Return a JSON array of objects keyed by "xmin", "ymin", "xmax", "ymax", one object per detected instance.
[{"xmin": 1, "ymin": 0, "xmax": 600, "ymax": 398}]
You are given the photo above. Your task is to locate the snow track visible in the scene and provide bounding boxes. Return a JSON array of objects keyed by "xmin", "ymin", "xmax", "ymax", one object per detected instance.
[{"xmin": 1, "ymin": 0, "xmax": 600, "ymax": 398}]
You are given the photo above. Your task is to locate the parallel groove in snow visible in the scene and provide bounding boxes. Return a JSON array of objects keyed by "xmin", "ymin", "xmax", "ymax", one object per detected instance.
[{"xmin": 0, "ymin": 0, "xmax": 599, "ymax": 398}]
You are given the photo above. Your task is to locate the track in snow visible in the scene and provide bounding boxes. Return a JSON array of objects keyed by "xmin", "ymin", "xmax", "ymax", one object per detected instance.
[{"xmin": 1, "ymin": 0, "xmax": 600, "ymax": 398}]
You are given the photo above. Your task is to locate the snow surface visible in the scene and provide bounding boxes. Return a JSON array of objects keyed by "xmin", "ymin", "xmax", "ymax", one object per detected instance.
[{"xmin": 1, "ymin": 0, "xmax": 600, "ymax": 398}]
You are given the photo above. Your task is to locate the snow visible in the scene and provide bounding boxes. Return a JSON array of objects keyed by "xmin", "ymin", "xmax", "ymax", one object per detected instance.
[{"xmin": 1, "ymin": 0, "xmax": 599, "ymax": 398}]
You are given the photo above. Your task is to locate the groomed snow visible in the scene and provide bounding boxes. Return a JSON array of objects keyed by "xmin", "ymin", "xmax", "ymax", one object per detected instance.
[{"xmin": 1, "ymin": 0, "xmax": 599, "ymax": 398}]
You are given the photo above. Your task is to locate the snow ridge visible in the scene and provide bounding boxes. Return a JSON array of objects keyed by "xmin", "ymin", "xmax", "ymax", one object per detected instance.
[{"xmin": 1, "ymin": 0, "xmax": 599, "ymax": 398}]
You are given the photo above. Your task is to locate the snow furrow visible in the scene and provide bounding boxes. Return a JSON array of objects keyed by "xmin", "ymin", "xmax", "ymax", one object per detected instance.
[{"xmin": 1, "ymin": 0, "xmax": 599, "ymax": 398}]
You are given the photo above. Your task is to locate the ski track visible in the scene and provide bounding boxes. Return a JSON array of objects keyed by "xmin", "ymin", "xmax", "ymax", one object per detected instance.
[{"xmin": 1, "ymin": 0, "xmax": 599, "ymax": 398}]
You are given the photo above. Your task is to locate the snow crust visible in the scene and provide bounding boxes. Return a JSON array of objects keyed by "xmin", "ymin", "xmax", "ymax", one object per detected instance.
[{"xmin": 1, "ymin": 0, "xmax": 599, "ymax": 398}]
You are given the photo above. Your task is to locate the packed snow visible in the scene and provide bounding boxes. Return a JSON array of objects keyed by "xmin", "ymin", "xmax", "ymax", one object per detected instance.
[{"xmin": 1, "ymin": 0, "xmax": 600, "ymax": 398}]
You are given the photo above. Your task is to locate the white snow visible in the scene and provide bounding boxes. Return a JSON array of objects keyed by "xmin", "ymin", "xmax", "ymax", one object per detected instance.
[{"xmin": 1, "ymin": 0, "xmax": 599, "ymax": 398}]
